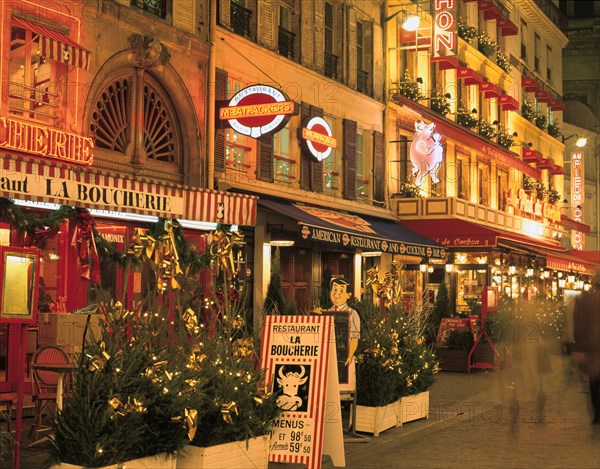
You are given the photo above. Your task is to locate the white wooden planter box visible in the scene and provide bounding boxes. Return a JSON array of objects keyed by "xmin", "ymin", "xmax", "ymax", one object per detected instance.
[
  {"xmin": 52, "ymin": 453, "xmax": 176, "ymax": 469},
  {"xmin": 176, "ymin": 435, "xmax": 269, "ymax": 469},
  {"xmin": 353, "ymin": 399, "xmax": 402, "ymax": 437},
  {"xmin": 401, "ymin": 391, "xmax": 429, "ymax": 424}
]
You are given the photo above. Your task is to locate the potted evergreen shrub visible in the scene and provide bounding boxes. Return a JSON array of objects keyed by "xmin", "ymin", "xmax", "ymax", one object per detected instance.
[
  {"xmin": 548, "ymin": 123, "xmax": 561, "ymax": 138},
  {"xmin": 548, "ymin": 186, "xmax": 561, "ymax": 205},
  {"xmin": 521, "ymin": 101, "xmax": 536, "ymax": 121},
  {"xmin": 535, "ymin": 114, "xmax": 548, "ymax": 130},
  {"xmin": 429, "ymin": 89, "xmax": 451, "ymax": 116},
  {"xmin": 497, "ymin": 128, "xmax": 517, "ymax": 150},
  {"xmin": 457, "ymin": 21, "xmax": 478, "ymax": 43},
  {"xmin": 478, "ymin": 119, "xmax": 496, "ymax": 140},
  {"xmin": 397, "ymin": 71, "xmax": 425, "ymax": 102},
  {"xmin": 496, "ymin": 49, "xmax": 512, "ymax": 73},
  {"xmin": 477, "ymin": 33, "xmax": 497, "ymax": 59}
]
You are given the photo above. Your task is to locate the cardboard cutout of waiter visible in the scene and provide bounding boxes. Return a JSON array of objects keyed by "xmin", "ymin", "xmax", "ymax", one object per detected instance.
[{"xmin": 314, "ymin": 277, "xmax": 360, "ymax": 390}]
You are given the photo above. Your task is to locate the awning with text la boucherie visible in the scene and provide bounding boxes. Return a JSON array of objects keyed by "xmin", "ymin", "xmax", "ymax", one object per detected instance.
[
  {"xmin": 259, "ymin": 199, "xmax": 446, "ymax": 259},
  {"xmin": 12, "ymin": 17, "xmax": 91, "ymax": 71},
  {"xmin": 0, "ymin": 153, "xmax": 256, "ymax": 226}
]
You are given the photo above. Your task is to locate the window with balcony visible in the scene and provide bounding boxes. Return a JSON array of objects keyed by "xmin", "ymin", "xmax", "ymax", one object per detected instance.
[
  {"xmin": 323, "ymin": 116, "xmax": 339, "ymax": 194},
  {"xmin": 131, "ymin": 0, "xmax": 167, "ymax": 18},
  {"xmin": 273, "ymin": 124, "xmax": 295, "ymax": 184},
  {"xmin": 520, "ymin": 20, "xmax": 527, "ymax": 61},
  {"xmin": 8, "ymin": 20, "xmax": 72, "ymax": 125},
  {"xmin": 324, "ymin": 2, "xmax": 339, "ymax": 79},
  {"xmin": 225, "ymin": 79, "xmax": 252, "ymax": 174},
  {"xmin": 231, "ymin": 0, "xmax": 252, "ymax": 38},
  {"xmin": 356, "ymin": 21, "xmax": 370, "ymax": 95},
  {"xmin": 278, "ymin": 2, "xmax": 296, "ymax": 59},
  {"xmin": 478, "ymin": 163, "xmax": 490, "ymax": 206}
]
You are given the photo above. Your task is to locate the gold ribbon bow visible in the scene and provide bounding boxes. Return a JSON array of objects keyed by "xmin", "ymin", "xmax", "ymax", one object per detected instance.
[
  {"xmin": 220, "ymin": 401, "xmax": 238, "ymax": 424},
  {"xmin": 182, "ymin": 308, "xmax": 200, "ymax": 336}
]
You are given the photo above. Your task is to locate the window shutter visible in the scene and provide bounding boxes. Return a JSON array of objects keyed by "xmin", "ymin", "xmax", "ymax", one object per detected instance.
[
  {"xmin": 300, "ymin": 0, "xmax": 314, "ymax": 67},
  {"xmin": 343, "ymin": 119, "xmax": 357, "ymax": 200},
  {"xmin": 372, "ymin": 22, "xmax": 383, "ymax": 101},
  {"xmin": 300, "ymin": 102, "xmax": 312, "ymax": 191},
  {"xmin": 173, "ymin": 0, "xmax": 196, "ymax": 33},
  {"xmin": 373, "ymin": 130, "xmax": 385, "ymax": 205},
  {"xmin": 218, "ymin": 0, "xmax": 230, "ymax": 29},
  {"xmin": 257, "ymin": 135, "xmax": 274, "ymax": 182},
  {"xmin": 311, "ymin": 106, "xmax": 324, "ymax": 192},
  {"xmin": 214, "ymin": 68, "xmax": 228, "ymax": 173},
  {"xmin": 257, "ymin": 0, "xmax": 275, "ymax": 49},
  {"xmin": 347, "ymin": 7, "xmax": 357, "ymax": 88},
  {"xmin": 314, "ymin": 0, "xmax": 325, "ymax": 73}
]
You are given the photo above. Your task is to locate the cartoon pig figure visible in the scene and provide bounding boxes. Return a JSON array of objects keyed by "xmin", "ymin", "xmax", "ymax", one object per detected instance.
[{"xmin": 410, "ymin": 120, "xmax": 444, "ymax": 187}]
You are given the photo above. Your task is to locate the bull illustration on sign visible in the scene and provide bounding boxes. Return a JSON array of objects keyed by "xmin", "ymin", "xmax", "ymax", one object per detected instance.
[
  {"xmin": 410, "ymin": 120, "xmax": 444, "ymax": 187},
  {"xmin": 276, "ymin": 365, "xmax": 308, "ymax": 411}
]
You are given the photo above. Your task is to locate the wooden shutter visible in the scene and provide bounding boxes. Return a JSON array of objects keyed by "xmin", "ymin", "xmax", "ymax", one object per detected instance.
[
  {"xmin": 343, "ymin": 119, "xmax": 357, "ymax": 200},
  {"xmin": 300, "ymin": 102, "xmax": 312, "ymax": 191},
  {"xmin": 314, "ymin": 0, "xmax": 325, "ymax": 73},
  {"xmin": 373, "ymin": 130, "xmax": 385, "ymax": 205},
  {"xmin": 257, "ymin": 135, "xmax": 274, "ymax": 182},
  {"xmin": 173, "ymin": 0, "xmax": 196, "ymax": 33},
  {"xmin": 218, "ymin": 0, "xmax": 230, "ymax": 29},
  {"xmin": 214, "ymin": 68, "xmax": 228, "ymax": 173},
  {"xmin": 300, "ymin": 0, "xmax": 314, "ymax": 67},
  {"xmin": 347, "ymin": 7, "xmax": 357, "ymax": 88},
  {"xmin": 257, "ymin": 0, "xmax": 275, "ymax": 49},
  {"xmin": 372, "ymin": 22, "xmax": 383, "ymax": 101},
  {"xmin": 311, "ymin": 106, "xmax": 324, "ymax": 192}
]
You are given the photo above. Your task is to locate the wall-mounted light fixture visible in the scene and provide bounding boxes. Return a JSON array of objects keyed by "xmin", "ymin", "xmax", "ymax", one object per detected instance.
[
  {"xmin": 361, "ymin": 251, "xmax": 382, "ymax": 257},
  {"xmin": 384, "ymin": 6, "xmax": 420, "ymax": 31},
  {"xmin": 419, "ymin": 258, "xmax": 428, "ymax": 273},
  {"xmin": 562, "ymin": 133, "xmax": 587, "ymax": 148}
]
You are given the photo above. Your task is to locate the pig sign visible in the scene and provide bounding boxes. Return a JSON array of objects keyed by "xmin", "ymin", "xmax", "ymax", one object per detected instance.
[{"xmin": 410, "ymin": 120, "xmax": 444, "ymax": 187}]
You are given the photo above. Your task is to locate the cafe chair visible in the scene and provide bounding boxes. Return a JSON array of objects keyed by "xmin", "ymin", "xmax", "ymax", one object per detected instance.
[
  {"xmin": 0, "ymin": 393, "xmax": 16, "ymax": 434},
  {"xmin": 29, "ymin": 345, "xmax": 70, "ymax": 439}
]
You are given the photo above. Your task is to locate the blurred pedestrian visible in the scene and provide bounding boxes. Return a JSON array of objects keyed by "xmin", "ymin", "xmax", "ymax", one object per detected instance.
[{"xmin": 573, "ymin": 269, "xmax": 600, "ymax": 425}]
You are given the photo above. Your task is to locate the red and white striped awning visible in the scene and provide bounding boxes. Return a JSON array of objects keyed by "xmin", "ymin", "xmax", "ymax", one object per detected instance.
[
  {"xmin": 0, "ymin": 153, "xmax": 257, "ymax": 226},
  {"xmin": 12, "ymin": 17, "xmax": 91, "ymax": 71}
]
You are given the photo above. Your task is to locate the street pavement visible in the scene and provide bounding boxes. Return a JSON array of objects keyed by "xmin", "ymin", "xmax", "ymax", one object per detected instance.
[{"xmin": 3, "ymin": 339, "xmax": 599, "ymax": 468}]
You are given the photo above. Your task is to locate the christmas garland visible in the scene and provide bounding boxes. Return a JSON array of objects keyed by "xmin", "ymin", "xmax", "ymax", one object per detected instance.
[{"xmin": 0, "ymin": 198, "xmax": 210, "ymax": 274}]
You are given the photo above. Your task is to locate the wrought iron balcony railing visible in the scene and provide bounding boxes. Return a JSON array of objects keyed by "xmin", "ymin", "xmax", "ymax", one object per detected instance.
[
  {"xmin": 357, "ymin": 69, "xmax": 369, "ymax": 95},
  {"xmin": 278, "ymin": 26, "xmax": 296, "ymax": 59},
  {"xmin": 324, "ymin": 51, "xmax": 339, "ymax": 79},
  {"xmin": 131, "ymin": 0, "xmax": 167, "ymax": 19},
  {"xmin": 231, "ymin": 1, "xmax": 252, "ymax": 38}
]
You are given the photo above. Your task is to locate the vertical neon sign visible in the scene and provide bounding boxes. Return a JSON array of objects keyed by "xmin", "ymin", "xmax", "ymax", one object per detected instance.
[
  {"xmin": 433, "ymin": 0, "xmax": 457, "ymax": 58},
  {"xmin": 571, "ymin": 152, "xmax": 585, "ymax": 250}
]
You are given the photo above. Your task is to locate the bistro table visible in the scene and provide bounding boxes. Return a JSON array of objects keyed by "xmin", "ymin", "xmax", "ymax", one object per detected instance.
[{"xmin": 31, "ymin": 362, "xmax": 76, "ymax": 410}]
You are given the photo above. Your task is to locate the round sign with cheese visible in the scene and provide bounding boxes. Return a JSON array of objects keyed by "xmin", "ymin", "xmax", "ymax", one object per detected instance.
[
  {"xmin": 219, "ymin": 85, "xmax": 296, "ymax": 138},
  {"xmin": 301, "ymin": 117, "xmax": 337, "ymax": 161}
]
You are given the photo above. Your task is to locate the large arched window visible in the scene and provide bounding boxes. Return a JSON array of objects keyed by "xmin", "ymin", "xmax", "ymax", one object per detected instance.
[{"xmin": 89, "ymin": 69, "xmax": 182, "ymax": 179}]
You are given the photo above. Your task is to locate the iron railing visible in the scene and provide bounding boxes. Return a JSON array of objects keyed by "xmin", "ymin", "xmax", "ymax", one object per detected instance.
[
  {"xmin": 278, "ymin": 26, "xmax": 296, "ymax": 59},
  {"xmin": 131, "ymin": 0, "xmax": 167, "ymax": 19},
  {"xmin": 231, "ymin": 1, "xmax": 252, "ymax": 38},
  {"xmin": 324, "ymin": 51, "xmax": 339, "ymax": 79},
  {"xmin": 357, "ymin": 69, "xmax": 369, "ymax": 95}
]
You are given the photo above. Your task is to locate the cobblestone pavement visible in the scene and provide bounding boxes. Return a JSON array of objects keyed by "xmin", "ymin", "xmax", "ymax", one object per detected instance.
[{"xmin": 3, "ymin": 342, "xmax": 599, "ymax": 468}]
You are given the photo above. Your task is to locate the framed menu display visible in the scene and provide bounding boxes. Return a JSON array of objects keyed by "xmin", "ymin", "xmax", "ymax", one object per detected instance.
[{"xmin": 0, "ymin": 246, "xmax": 41, "ymax": 324}]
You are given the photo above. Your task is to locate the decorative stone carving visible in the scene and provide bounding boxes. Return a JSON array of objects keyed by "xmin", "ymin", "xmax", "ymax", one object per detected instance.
[{"xmin": 128, "ymin": 34, "xmax": 170, "ymax": 68}]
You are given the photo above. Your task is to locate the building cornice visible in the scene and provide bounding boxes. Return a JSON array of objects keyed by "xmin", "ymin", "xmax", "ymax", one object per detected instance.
[{"xmin": 519, "ymin": 0, "xmax": 569, "ymax": 49}]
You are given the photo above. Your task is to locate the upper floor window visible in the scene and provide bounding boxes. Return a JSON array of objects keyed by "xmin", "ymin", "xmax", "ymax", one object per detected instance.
[
  {"xmin": 534, "ymin": 33, "xmax": 540, "ymax": 72},
  {"xmin": 356, "ymin": 129, "xmax": 370, "ymax": 201},
  {"xmin": 131, "ymin": 0, "xmax": 167, "ymax": 19},
  {"xmin": 8, "ymin": 17, "xmax": 90, "ymax": 125},
  {"xmin": 273, "ymin": 123, "xmax": 295, "ymax": 184},
  {"xmin": 225, "ymin": 79, "xmax": 253, "ymax": 174},
  {"xmin": 324, "ymin": 2, "xmax": 339, "ymax": 79},
  {"xmin": 456, "ymin": 155, "xmax": 469, "ymax": 200},
  {"xmin": 231, "ymin": 0, "xmax": 252, "ymax": 38},
  {"xmin": 546, "ymin": 45, "xmax": 552, "ymax": 82},
  {"xmin": 520, "ymin": 20, "xmax": 527, "ymax": 61},
  {"xmin": 356, "ymin": 21, "xmax": 372, "ymax": 96},
  {"xmin": 323, "ymin": 116, "xmax": 339, "ymax": 194},
  {"xmin": 90, "ymin": 69, "xmax": 181, "ymax": 176},
  {"xmin": 278, "ymin": 1, "xmax": 296, "ymax": 59}
]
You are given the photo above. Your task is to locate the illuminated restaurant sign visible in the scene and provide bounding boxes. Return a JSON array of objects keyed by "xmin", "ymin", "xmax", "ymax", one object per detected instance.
[
  {"xmin": 432, "ymin": 0, "xmax": 457, "ymax": 58},
  {"xmin": 504, "ymin": 188, "xmax": 561, "ymax": 224},
  {"xmin": 410, "ymin": 120, "xmax": 444, "ymax": 187},
  {"xmin": 218, "ymin": 85, "xmax": 298, "ymax": 138},
  {"xmin": 0, "ymin": 116, "xmax": 94, "ymax": 165},
  {"xmin": 571, "ymin": 152, "xmax": 585, "ymax": 250},
  {"xmin": 300, "ymin": 117, "xmax": 337, "ymax": 161}
]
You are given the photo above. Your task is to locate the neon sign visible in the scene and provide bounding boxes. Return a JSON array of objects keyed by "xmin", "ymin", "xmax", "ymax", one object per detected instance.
[
  {"xmin": 218, "ymin": 85, "xmax": 298, "ymax": 138},
  {"xmin": 410, "ymin": 120, "xmax": 444, "ymax": 186},
  {"xmin": 300, "ymin": 117, "xmax": 337, "ymax": 161},
  {"xmin": 571, "ymin": 152, "xmax": 585, "ymax": 250},
  {"xmin": 433, "ymin": 0, "xmax": 457, "ymax": 58},
  {"xmin": 503, "ymin": 188, "xmax": 561, "ymax": 224},
  {"xmin": 0, "ymin": 116, "xmax": 94, "ymax": 165}
]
